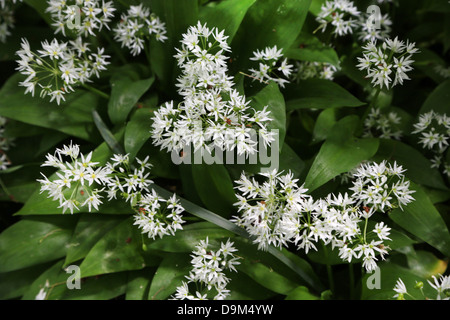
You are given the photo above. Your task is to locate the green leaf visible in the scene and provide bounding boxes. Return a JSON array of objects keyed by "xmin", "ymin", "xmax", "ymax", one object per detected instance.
[
  {"xmin": 147, "ymin": 253, "xmax": 192, "ymax": 300},
  {"xmin": 0, "ymin": 216, "xmax": 77, "ymax": 273},
  {"xmin": 285, "ymin": 286, "xmax": 319, "ymax": 300},
  {"xmin": 0, "ymin": 263, "xmax": 53, "ymax": 299},
  {"xmin": 64, "ymin": 214, "xmax": 127, "ymax": 266},
  {"xmin": 199, "ymin": 0, "xmax": 257, "ymax": 43},
  {"xmin": 406, "ymin": 250, "xmax": 448, "ymax": 279},
  {"xmin": 151, "ymin": 184, "xmax": 324, "ymax": 291},
  {"xmin": 285, "ymin": 79, "xmax": 365, "ymax": 111},
  {"xmin": 251, "ymin": 82, "xmax": 287, "ymax": 146},
  {"xmin": 389, "ymin": 183, "xmax": 450, "ymax": 257},
  {"xmin": 231, "ymin": 0, "xmax": 312, "ymax": 73},
  {"xmin": 312, "ymin": 108, "xmax": 338, "ymax": 143},
  {"xmin": 305, "ymin": 116, "xmax": 379, "ymax": 192},
  {"xmin": 79, "ymin": 218, "xmax": 146, "ymax": 277},
  {"xmin": 191, "ymin": 163, "xmax": 237, "ymax": 218},
  {"xmin": 0, "ymin": 74, "xmax": 100, "ymax": 142},
  {"xmin": 419, "ymin": 79, "xmax": 450, "ymax": 114},
  {"xmin": 146, "ymin": 222, "xmax": 234, "ymax": 253},
  {"xmin": 373, "ymin": 139, "xmax": 448, "ymax": 191},
  {"xmin": 125, "ymin": 268, "xmax": 155, "ymax": 300},
  {"xmin": 108, "ymin": 64, "xmax": 154, "ymax": 125},
  {"xmin": 286, "ymin": 32, "xmax": 340, "ymax": 67}
]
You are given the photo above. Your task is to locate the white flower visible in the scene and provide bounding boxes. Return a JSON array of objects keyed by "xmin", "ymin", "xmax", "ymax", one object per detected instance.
[
  {"xmin": 357, "ymin": 37, "xmax": 418, "ymax": 90},
  {"xmin": 393, "ymin": 278, "xmax": 407, "ymax": 300},
  {"xmin": 428, "ymin": 274, "xmax": 450, "ymax": 300},
  {"xmin": 16, "ymin": 37, "xmax": 109, "ymax": 105},
  {"xmin": 316, "ymin": 0, "xmax": 360, "ymax": 37},
  {"xmin": 172, "ymin": 238, "xmax": 240, "ymax": 300},
  {"xmin": 114, "ymin": 4, "xmax": 166, "ymax": 56}
]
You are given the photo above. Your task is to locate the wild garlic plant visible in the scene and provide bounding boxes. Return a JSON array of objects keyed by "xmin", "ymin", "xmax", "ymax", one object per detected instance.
[
  {"xmin": 113, "ymin": 4, "xmax": 167, "ymax": 56},
  {"xmin": 172, "ymin": 237, "xmax": 240, "ymax": 300},
  {"xmin": 46, "ymin": 0, "xmax": 116, "ymax": 37},
  {"xmin": 357, "ymin": 37, "xmax": 419, "ymax": 90},
  {"xmin": 37, "ymin": 143, "xmax": 185, "ymax": 239},
  {"xmin": 151, "ymin": 22, "xmax": 276, "ymax": 158},
  {"xmin": 15, "ymin": 37, "xmax": 110, "ymax": 105},
  {"xmin": 393, "ymin": 275, "xmax": 450, "ymax": 300},
  {"xmin": 0, "ymin": 0, "xmax": 22, "ymax": 43},
  {"xmin": 412, "ymin": 111, "xmax": 450, "ymax": 179},
  {"xmin": 232, "ymin": 161, "xmax": 415, "ymax": 272},
  {"xmin": 363, "ymin": 107, "xmax": 403, "ymax": 140},
  {"xmin": 248, "ymin": 45, "xmax": 294, "ymax": 88}
]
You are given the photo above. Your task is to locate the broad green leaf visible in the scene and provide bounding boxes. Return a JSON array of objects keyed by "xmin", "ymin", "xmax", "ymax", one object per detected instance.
[
  {"xmin": 312, "ymin": 108, "xmax": 337, "ymax": 143},
  {"xmin": 286, "ymin": 32, "xmax": 340, "ymax": 67},
  {"xmin": 251, "ymin": 82, "xmax": 287, "ymax": 146},
  {"xmin": 64, "ymin": 214, "xmax": 128, "ymax": 266},
  {"xmin": 147, "ymin": 253, "xmax": 192, "ymax": 300},
  {"xmin": 151, "ymin": 184, "xmax": 323, "ymax": 291},
  {"xmin": 191, "ymin": 163, "xmax": 237, "ymax": 218},
  {"xmin": 79, "ymin": 218, "xmax": 146, "ymax": 277},
  {"xmin": 124, "ymin": 108, "xmax": 154, "ymax": 160},
  {"xmin": 231, "ymin": 0, "xmax": 312, "ymax": 73},
  {"xmin": 305, "ymin": 116, "xmax": 379, "ymax": 192},
  {"xmin": 21, "ymin": 260, "xmax": 128, "ymax": 300},
  {"xmin": 361, "ymin": 261, "xmax": 441, "ymax": 300},
  {"xmin": 0, "ymin": 263, "xmax": 53, "ymax": 299},
  {"xmin": 199, "ymin": 0, "xmax": 257, "ymax": 43},
  {"xmin": 389, "ymin": 183, "xmax": 450, "ymax": 257},
  {"xmin": 373, "ymin": 139, "xmax": 448, "ymax": 191},
  {"xmin": 406, "ymin": 250, "xmax": 448, "ymax": 279},
  {"xmin": 108, "ymin": 64, "xmax": 154, "ymax": 125},
  {"xmin": 125, "ymin": 268, "xmax": 155, "ymax": 300},
  {"xmin": 419, "ymin": 79, "xmax": 450, "ymax": 114},
  {"xmin": 149, "ymin": 0, "xmax": 198, "ymax": 92},
  {"xmin": 226, "ymin": 271, "xmax": 277, "ymax": 300},
  {"xmin": 285, "ymin": 79, "xmax": 365, "ymax": 111},
  {"xmin": 285, "ymin": 286, "xmax": 319, "ymax": 300},
  {"xmin": 146, "ymin": 222, "xmax": 234, "ymax": 253},
  {"xmin": 0, "ymin": 216, "xmax": 77, "ymax": 273},
  {"xmin": 0, "ymin": 73, "xmax": 100, "ymax": 142}
]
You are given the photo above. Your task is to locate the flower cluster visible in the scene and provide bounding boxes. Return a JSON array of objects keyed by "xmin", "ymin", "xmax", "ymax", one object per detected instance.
[
  {"xmin": 16, "ymin": 37, "xmax": 110, "ymax": 105},
  {"xmin": 357, "ymin": 11, "xmax": 392, "ymax": 43},
  {"xmin": 434, "ymin": 64, "xmax": 450, "ymax": 79},
  {"xmin": 173, "ymin": 238, "xmax": 240, "ymax": 300},
  {"xmin": 393, "ymin": 274, "xmax": 450, "ymax": 300},
  {"xmin": 316, "ymin": 0, "xmax": 360, "ymax": 37},
  {"xmin": 291, "ymin": 61, "xmax": 338, "ymax": 82},
  {"xmin": 114, "ymin": 4, "xmax": 167, "ymax": 56},
  {"xmin": 37, "ymin": 143, "xmax": 185, "ymax": 239},
  {"xmin": 46, "ymin": 0, "xmax": 115, "ymax": 37},
  {"xmin": 0, "ymin": 116, "xmax": 13, "ymax": 171},
  {"xmin": 349, "ymin": 160, "xmax": 415, "ymax": 212},
  {"xmin": 363, "ymin": 107, "xmax": 403, "ymax": 140},
  {"xmin": 248, "ymin": 45, "xmax": 294, "ymax": 88},
  {"xmin": 357, "ymin": 37, "xmax": 419, "ymax": 89},
  {"xmin": 232, "ymin": 161, "xmax": 415, "ymax": 272},
  {"xmin": 37, "ymin": 142, "xmax": 110, "ymax": 214},
  {"xmin": 412, "ymin": 111, "xmax": 450, "ymax": 178},
  {"xmin": 152, "ymin": 22, "xmax": 276, "ymax": 157}
]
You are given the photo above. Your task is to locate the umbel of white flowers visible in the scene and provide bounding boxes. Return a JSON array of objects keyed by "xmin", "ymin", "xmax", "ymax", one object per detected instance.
[
  {"xmin": 15, "ymin": 38, "xmax": 110, "ymax": 105},
  {"xmin": 231, "ymin": 161, "xmax": 415, "ymax": 272},
  {"xmin": 38, "ymin": 143, "xmax": 185, "ymax": 240},
  {"xmin": 151, "ymin": 22, "xmax": 276, "ymax": 159}
]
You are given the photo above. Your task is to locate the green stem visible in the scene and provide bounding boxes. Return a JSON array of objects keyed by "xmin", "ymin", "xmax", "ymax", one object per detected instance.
[
  {"xmin": 82, "ymin": 84, "xmax": 110, "ymax": 100},
  {"xmin": 0, "ymin": 177, "xmax": 13, "ymax": 201},
  {"xmin": 322, "ymin": 243, "xmax": 335, "ymax": 295}
]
